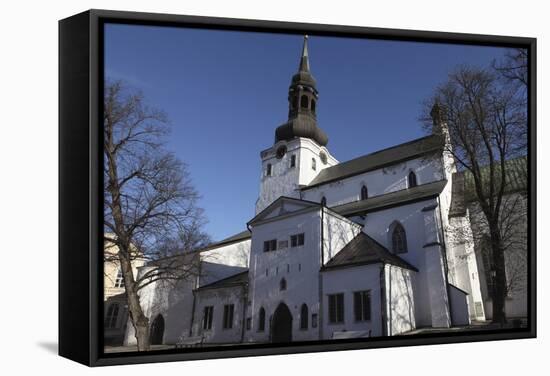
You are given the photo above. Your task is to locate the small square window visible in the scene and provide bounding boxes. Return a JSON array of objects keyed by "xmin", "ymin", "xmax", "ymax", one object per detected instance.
[{"xmin": 291, "ymin": 233, "xmax": 305, "ymax": 247}]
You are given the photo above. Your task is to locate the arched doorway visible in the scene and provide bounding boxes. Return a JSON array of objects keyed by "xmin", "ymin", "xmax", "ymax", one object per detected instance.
[
  {"xmin": 271, "ymin": 303, "xmax": 292, "ymax": 343},
  {"xmin": 149, "ymin": 314, "xmax": 165, "ymax": 345}
]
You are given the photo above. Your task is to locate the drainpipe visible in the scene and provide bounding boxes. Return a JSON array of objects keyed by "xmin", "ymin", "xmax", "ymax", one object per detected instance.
[
  {"xmin": 318, "ymin": 206, "xmax": 325, "ymax": 340},
  {"xmin": 189, "ymin": 261, "xmax": 201, "ymax": 337},
  {"xmin": 379, "ymin": 263, "xmax": 387, "ymax": 337},
  {"xmin": 240, "ymin": 284, "xmax": 248, "ymax": 343},
  {"xmin": 437, "ymin": 196, "xmax": 453, "ymax": 326}
]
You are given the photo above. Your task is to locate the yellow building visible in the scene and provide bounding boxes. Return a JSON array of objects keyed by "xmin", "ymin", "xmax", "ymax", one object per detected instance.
[{"xmin": 104, "ymin": 236, "xmax": 145, "ymax": 346}]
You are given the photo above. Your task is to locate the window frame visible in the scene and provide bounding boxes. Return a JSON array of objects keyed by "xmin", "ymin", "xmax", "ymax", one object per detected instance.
[
  {"xmin": 353, "ymin": 290, "xmax": 372, "ymax": 322},
  {"xmin": 361, "ymin": 185, "xmax": 368, "ymax": 200},
  {"xmin": 202, "ymin": 306, "xmax": 214, "ymax": 331},
  {"xmin": 290, "ymin": 233, "xmax": 305, "ymax": 247},
  {"xmin": 391, "ymin": 223, "xmax": 408, "ymax": 254},
  {"xmin": 263, "ymin": 239, "xmax": 277, "ymax": 252},
  {"xmin": 328, "ymin": 293, "xmax": 345, "ymax": 324},
  {"xmin": 222, "ymin": 304, "xmax": 235, "ymax": 330},
  {"xmin": 407, "ymin": 171, "xmax": 417, "ymax": 188}
]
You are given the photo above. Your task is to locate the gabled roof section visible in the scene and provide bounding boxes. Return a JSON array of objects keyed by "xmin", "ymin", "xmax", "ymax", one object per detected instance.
[
  {"xmin": 196, "ymin": 271, "xmax": 248, "ymax": 291},
  {"xmin": 194, "ymin": 229, "xmax": 251, "ymax": 253},
  {"xmin": 322, "ymin": 232, "xmax": 418, "ymax": 272},
  {"xmin": 303, "ymin": 134, "xmax": 445, "ymax": 190},
  {"xmin": 248, "ymin": 196, "xmax": 321, "ymax": 226},
  {"xmin": 332, "ymin": 180, "xmax": 447, "ymax": 217}
]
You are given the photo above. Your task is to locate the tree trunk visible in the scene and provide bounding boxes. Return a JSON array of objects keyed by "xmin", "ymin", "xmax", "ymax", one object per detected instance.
[{"xmin": 490, "ymin": 227, "xmax": 507, "ymax": 326}]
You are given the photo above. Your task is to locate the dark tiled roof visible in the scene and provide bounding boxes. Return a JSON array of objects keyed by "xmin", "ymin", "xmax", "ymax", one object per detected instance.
[
  {"xmin": 449, "ymin": 157, "xmax": 527, "ymax": 217},
  {"xmin": 197, "ymin": 230, "xmax": 251, "ymax": 253},
  {"xmin": 332, "ymin": 180, "xmax": 447, "ymax": 217},
  {"xmin": 462, "ymin": 157, "xmax": 527, "ymax": 202},
  {"xmin": 322, "ymin": 233, "xmax": 418, "ymax": 272},
  {"xmin": 196, "ymin": 271, "xmax": 249, "ymax": 291},
  {"xmin": 303, "ymin": 135, "xmax": 445, "ymax": 190}
]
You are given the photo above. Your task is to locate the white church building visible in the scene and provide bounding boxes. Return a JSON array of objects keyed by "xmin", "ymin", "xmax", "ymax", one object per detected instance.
[{"xmin": 124, "ymin": 36, "xmax": 488, "ymax": 347}]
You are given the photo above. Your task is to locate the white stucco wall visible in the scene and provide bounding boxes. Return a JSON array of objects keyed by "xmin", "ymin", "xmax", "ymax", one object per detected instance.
[
  {"xmin": 199, "ymin": 239, "xmax": 251, "ymax": 287},
  {"xmin": 302, "ymin": 154, "xmax": 444, "ymax": 208},
  {"xmin": 385, "ymin": 264, "xmax": 416, "ymax": 335},
  {"xmin": 321, "ymin": 264, "xmax": 383, "ymax": 339},
  {"xmin": 246, "ymin": 208, "xmax": 323, "ymax": 343},
  {"xmin": 192, "ymin": 285, "xmax": 246, "ymax": 344},
  {"xmin": 322, "ymin": 209, "xmax": 362, "ymax": 264},
  {"xmin": 256, "ymin": 137, "xmax": 337, "ymax": 214}
]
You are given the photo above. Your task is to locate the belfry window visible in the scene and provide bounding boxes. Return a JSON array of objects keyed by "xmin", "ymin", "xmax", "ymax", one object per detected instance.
[
  {"xmin": 312, "ymin": 158, "xmax": 317, "ymax": 171},
  {"xmin": 311, "ymin": 99, "xmax": 316, "ymax": 113},
  {"xmin": 320, "ymin": 196, "xmax": 327, "ymax": 206},
  {"xmin": 361, "ymin": 185, "xmax": 368, "ymax": 200},
  {"xmin": 391, "ymin": 223, "xmax": 408, "ymax": 254},
  {"xmin": 266, "ymin": 163, "xmax": 272, "ymax": 177},
  {"xmin": 290, "ymin": 155, "xmax": 296, "ymax": 168},
  {"xmin": 408, "ymin": 171, "xmax": 417, "ymax": 188},
  {"xmin": 301, "ymin": 95, "xmax": 309, "ymax": 108}
]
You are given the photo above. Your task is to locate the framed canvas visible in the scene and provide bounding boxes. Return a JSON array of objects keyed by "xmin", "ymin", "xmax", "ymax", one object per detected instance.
[{"xmin": 59, "ymin": 9, "xmax": 536, "ymax": 366}]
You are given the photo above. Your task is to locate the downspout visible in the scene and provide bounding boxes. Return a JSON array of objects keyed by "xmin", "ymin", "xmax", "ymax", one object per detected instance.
[
  {"xmin": 240, "ymin": 284, "xmax": 248, "ymax": 343},
  {"xmin": 379, "ymin": 263, "xmax": 387, "ymax": 336},
  {"xmin": 437, "ymin": 196, "xmax": 454, "ymax": 325},
  {"xmin": 188, "ymin": 261, "xmax": 201, "ymax": 337},
  {"xmin": 318, "ymin": 206, "xmax": 325, "ymax": 340}
]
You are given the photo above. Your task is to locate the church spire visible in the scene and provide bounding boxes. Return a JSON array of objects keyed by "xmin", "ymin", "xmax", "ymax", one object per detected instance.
[
  {"xmin": 298, "ymin": 35, "xmax": 310, "ymax": 72},
  {"xmin": 274, "ymin": 36, "xmax": 328, "ymax": 146}
]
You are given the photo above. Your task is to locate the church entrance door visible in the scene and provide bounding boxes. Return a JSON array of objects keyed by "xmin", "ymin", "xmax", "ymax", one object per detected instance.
[{"xmin": 271, "ymin": 303, "xmax": 292, "ymax": 343}]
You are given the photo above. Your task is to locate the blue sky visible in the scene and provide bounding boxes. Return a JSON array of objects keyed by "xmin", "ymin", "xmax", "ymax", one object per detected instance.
[{"xmin": 104, "ymin": 23, "xmax": 511, "ymax": 241}]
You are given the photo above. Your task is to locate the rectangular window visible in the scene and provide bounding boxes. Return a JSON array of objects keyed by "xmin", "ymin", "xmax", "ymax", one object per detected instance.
[
  {"xmin": 266, "ymin": 163, "xmax": 272, "ymax": 176},
  {"xmin": 290, "ymin": 233, "xmax": 305, "ymax": 247},
  {"xmin": 246, "ymin": 317, "xmax": 251, "ymax": 331},
  {"xmin": 203, "ymin": 306, "xmax": 213, "ymax": 330},
  {"xmin": 263, "ymin": 239, "xmax": 277, "ymax": 252},
  {"xmin": 223, "ymin": 304, "xmax": 234, "ymax": 329},
  {"xmin": 354, "ymin": 290, "xmax": 371, "ymax": 321},
  {"xmin": 290, "ymin": 155, "xmax": 296, "ymax": 168},
  {"xmin": 328, "ymin": 293, "xmax": 344, "ymax": 324}
]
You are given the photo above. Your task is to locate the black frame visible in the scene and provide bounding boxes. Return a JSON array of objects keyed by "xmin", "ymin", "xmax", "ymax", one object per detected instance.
[{"xmin": 59, "ymin": 9, "xmax": 537, "ymax": 366}]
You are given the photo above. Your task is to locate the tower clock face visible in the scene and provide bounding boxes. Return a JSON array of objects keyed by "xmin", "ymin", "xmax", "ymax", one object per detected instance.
[
  {"xmin": 319, "ymin": 151, "xmax": 328, "ymax": 164},
  {"xmin": 276, "ymin": 145, "xmax": 287, "ymax": 159}
]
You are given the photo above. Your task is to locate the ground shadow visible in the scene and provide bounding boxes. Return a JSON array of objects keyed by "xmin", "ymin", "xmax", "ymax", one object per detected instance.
[{"xmin": 37, "ymin": 341, "xmax": 58, "ymax": 354}]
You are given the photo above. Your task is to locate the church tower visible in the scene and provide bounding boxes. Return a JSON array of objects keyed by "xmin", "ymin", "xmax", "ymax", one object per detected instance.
[{"xmin": 256, "ymin": 36, "xmax": 338, "ymax": 214}]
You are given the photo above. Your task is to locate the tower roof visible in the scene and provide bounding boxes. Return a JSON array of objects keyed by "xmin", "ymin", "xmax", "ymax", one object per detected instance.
[{"xmin": 275, "ymin": 36, "xmax": 328, "ymax": 146}]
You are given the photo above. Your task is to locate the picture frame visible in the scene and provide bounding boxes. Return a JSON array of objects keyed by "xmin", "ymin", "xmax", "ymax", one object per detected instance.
[{"xmin": 59, "ymin": 9, "xmax": 536, "ymax": 366}]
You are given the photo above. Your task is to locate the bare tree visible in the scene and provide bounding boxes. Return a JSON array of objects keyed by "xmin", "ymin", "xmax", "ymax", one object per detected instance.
[
  {"xmin": 103, "ymin": 80, "xmax": 210, "ymax": 351},
  {"xmin": 424, "ymin": 63, "xmax": 527, "ymax": 325}
]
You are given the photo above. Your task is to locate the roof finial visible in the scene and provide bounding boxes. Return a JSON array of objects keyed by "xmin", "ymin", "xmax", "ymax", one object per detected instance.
[{"xmin": 298, "ymin": 35, "xmax": 310, "ymax": 72}]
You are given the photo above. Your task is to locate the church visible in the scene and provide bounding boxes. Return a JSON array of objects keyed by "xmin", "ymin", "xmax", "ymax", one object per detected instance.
[{"xmin": 124, "ymin": 36, "xmax": 490, "ymax": 347}]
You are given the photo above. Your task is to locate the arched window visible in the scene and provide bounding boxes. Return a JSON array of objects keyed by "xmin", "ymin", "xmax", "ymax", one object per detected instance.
[
  {"xmin": 280, "ymin": 278, "xmax": 287, "ymax": 291},
  {"xmin": 311, "ymin": 99, "xmax": 316, "ymax": 113},
  {"xmin": 391, "ymin": 223, "xmax": 408, "ymax": 254},
  {"xmin": 312, "ymin": 158, "xmax": 317, "ymax": 171},
  {"xmin": 301, "ymin": 95, "xmax": 309, "ymax": 108},
  {"xmin": 114, "ymin": 268, "xmax": 124, "ymax": 288},
  {"xmin": 300, "ymin": 304, "xmax": 309, "ymax": 330},
  {"xmin": 361, "ymin": 185, "xmax": 368, "ymax": 200},
  {"xmin": 408, "ymin": 171, "xmax": 417, "ymax": 188},
  {"xmin": 258, "ymin": 307, "xmax": 266, "ymax": 332},
  {"xmin": 266, "ymin": 163, "xmax": 272, "ymax": 176},
  {"xmin": 320, "ymin": 196, "xmax": 327, "ymax": 206},
  {"xmin": 105, "ymin": 303, "xmax": 119, "ymax": 329}
]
